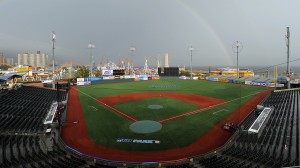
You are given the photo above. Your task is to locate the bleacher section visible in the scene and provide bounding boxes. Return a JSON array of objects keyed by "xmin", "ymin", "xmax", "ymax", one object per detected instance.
[
  {"xmin": 0, "ymin": 86, "xmax": 66, "ymax": 134},
  {"xmin": 1, "ymin": 85, "xmax": 299, "ymax": 168},
  {"xmin": 0, "ymin": 134, "xmax": 89, "ymax": 168},
  {"xmin": 196, "ymin": 89, "xmax": 300, "ymax": 168},
  {"xmin": 0, "ymin": 86, "xmax": 95, "ymax": 168}
]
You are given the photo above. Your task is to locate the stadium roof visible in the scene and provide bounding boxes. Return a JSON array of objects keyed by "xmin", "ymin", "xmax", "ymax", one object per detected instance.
[{"xmin": 0, "ymin": 74, "xmax": 22, "ymax": 81}]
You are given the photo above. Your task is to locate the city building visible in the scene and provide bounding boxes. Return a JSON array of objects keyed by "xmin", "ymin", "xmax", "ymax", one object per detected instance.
[
  {"xmin": 17, "ymin": 51, "xmax": 49, "ymax": 68},
  {"xmin": 164, "ymin": 53, "xmax": 170, "ymax": 67},
  {"xmin": 6, "ymin": 57, "xmax": 14, "ymax": 65},
  {"xmin": 0, "ymin": 52, "xmax": 4, "ymax": 65}
]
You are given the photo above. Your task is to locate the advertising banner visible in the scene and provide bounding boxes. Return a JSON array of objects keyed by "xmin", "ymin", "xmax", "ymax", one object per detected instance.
[
  {"xmin": 250, "ymin": 82, "xmax": 267, "ymax": 87},
  {"xmin": 77, "ymin": 82, "xmax": 85, "ymax": 85},
  {"xmin": 152, "ymin": 76, "xmax": 160, "ymax": 80},
  {"xmin": 77, "ymin": 78, "xmax": 91, "ymax": 85},
  {"xmin": 90, "ymin": 77, "xmax": 103, "ymax": 81},
  {"xmin": 179, "ymin": 76, "xmax": 187, "ymax": 80},
  {"xmin": 124, "ymin": 75, "xmax": 131, "ymax": 79},
  {"xmin": 102, "ymin": 70, "xmax": 113, "ymax": 76},
  {"xmin": 84, "ymin": 81, "xmax": 91, "ymax": 85},
  {"xmin": 245, "ymin": 81, "xmax": 252, "ymax": 85},
  {"xmin": 290, "ymin": 79, "xmax": 299, "ymax": 84},
  {"xmin": 77, "ymin": 78, "xmax": 85, "ymax": 82},
  {"xmin": 139, "ymin": 74, "xmax": 148, "ymax": 80},
  {"xmin": 208, "ymin": 77, "xmax": 218, "ymax": 81}
]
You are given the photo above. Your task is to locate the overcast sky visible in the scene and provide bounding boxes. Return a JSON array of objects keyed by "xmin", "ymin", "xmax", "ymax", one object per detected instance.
[{"xmin": 0, "ymin": 0, "xmax": 300, "ymax": 68}]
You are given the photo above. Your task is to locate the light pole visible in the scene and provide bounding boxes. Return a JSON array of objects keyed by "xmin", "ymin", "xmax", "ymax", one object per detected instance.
[
  {"xmin": 129, "ymin": 46, "xmax": 135, "ymax": 74},
  {"xmin": 189, "ymin": 46, "xmax": 194, "ymax": 80},
  {"xmin": 285, "ymin": 27, "xmax": 290, "ymax": 89},
  {"xmin": 232, "ymin": 41, "xmax": 242, "ymax": 80},
  {"xmin": 88, "ymin": 42, "xmax": 95, "ymax": 79},
  {"xmin": 51, "ymin": 31, "xmax": 56, "ymax": 88},
  {"xmin": 232, "ymin": 41, "xmax": 242, "ymax": 125}
]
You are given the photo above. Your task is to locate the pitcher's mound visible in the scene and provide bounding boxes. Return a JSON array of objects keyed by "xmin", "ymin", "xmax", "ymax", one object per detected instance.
[
  {"xmin": 147, "ymin": 105, "xmax": 163, "ymax": 109},
  {"xmin": 129, "ymin": 120, "xmax": 162, "ymax": 134}
]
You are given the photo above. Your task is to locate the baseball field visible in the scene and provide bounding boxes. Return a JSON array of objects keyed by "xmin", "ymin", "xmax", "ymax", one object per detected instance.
[{"xmin": 61, "ymin": 79, "xmax": 271, "ymax": 162}]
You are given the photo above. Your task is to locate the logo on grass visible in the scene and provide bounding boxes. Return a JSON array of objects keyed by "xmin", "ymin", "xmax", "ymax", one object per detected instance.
[
  {"xmin": 117, "ymin": 138, "xmax": 160, "ymax": 144},
  {"xmin": 149, "ymin": 85, "xmax": 178, "ymax": 89}
]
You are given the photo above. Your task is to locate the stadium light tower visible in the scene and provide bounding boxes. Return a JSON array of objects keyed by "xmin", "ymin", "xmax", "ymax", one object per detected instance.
[
  {"xmin": 285, "ymin": 27, "xmax": 290, "ymax": 89},
  {"xmin": 130, "ymin": 46, "xmax": 136, "ymax": 73},
  {"xmin": 232, "ymin": 41, "xmax": 243, "ymax": 80},
  {"xmin": 88, "ymin": 42, "xmax": 95, "ymax": 78},
  {"xmin": 189, "ymin": 46, "xmax": 194, "ymax": 80},
  {"xmin": 51, "ymin": 31, "xmax": 56, "ymax": 89}
]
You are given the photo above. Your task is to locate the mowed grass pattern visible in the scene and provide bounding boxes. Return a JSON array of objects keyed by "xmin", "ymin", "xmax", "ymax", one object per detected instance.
[
  {"xmin": 77, "ymin": 80, "xmax": 269, "ymax": 151},
  {"xmin": 114, "ymin": 97, "xmax": 199, "ymax": 121}
]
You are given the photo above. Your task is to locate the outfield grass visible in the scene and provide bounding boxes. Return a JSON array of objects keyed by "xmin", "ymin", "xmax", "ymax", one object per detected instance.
[
  {"xmin": 77, "ymin": 80, "xmax": 269, "ymax": 151},
  {"xmin": 114, "ymin": 97, "xmax": 199, "ymax": 121}
]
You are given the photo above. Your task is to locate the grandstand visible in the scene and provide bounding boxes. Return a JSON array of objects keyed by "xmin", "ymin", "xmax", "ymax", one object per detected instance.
[
  {"xmin": 196, "ymin": 89, "xmax": 300, "ymax": 168},
  {"xmin": 0, "ymin": 85, "xmax": 299, "ymax": 168}
]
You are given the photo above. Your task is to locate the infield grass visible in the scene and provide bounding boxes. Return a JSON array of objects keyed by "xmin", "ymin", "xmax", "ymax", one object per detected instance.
[{"xmin": 114, "ymin": 97, "xmax": 199, "ymax": 120}]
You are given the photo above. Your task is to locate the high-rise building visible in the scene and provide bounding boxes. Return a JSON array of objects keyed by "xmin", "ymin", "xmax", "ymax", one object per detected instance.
[
  {"xmin": 29, "ymin": 53, "xmax": 35, "ymax": 67},
  {"xmin": 36, "ymin": 53, "xmax": 41, "ymax": 67},
  {"xmin": 0, "ymin": 52, "xmax": 4, "ymax": 65},
  {"xmin": 42, "ymin": 53, "xmax": 48, "ymax": 67},
  {"xmin": 23, "ymin": 53, "xmax": 29, "ymax": 65},
  {"xmin": 18, "ymin": 54, "xmax": 23, "ymax": 66},
  {"xmin": 6, "ymin": 58, "xmax": 14, "ymax": 65},
  {"xmin": 164, "ymin": 53, "xmax": 170, "ymax": 67},
  {"xmin": 17, "ymin": 51, "xmax": 48, "ymax": 68}
]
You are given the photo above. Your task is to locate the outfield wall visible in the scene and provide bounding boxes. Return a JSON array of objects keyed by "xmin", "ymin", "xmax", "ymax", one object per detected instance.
[{"xmin": 91, "ymin": 78, "xmax": 135, "ymax": 84}]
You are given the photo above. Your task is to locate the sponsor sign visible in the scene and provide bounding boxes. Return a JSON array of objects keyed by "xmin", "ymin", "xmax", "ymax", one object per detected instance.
[
  {"xmin": 84, "ymin": 81, "xmax": 91, "ymax": 85},
  {"xmin": 102, "ymin": 70, "xmax": 113, "ymax": 76},
  {"xmin": 152, "ymin": 76, "xmax": 160, "ymax": 80},
  {"xmin": 139, "ymin": 74, "xmax": 148, "ymax": 80},
  {"xmin": 290, "ymin": 79, "xmax": 299, "ymax": 84},
  {"xmin": 179, "ymin": 76, "xmax": 190, "ymax": 80},
  {"xmin": 116, "ymin": 138, "xmax": 160, "ymax": 144},
  {"xmin": 245, "ymin": 81, "xmax": 252, "ymax": 85},
  {"xmin": 124, "ymin": 75, "xmax": 136, "ymax": 79},
  {"xmin": 207, "ymin": 77, "xmax": 218, "ymax": 81},
  {"xmin": 77, "ymin": 78, "xmax": 91, "ymax": 85},
  {"xmin": 77, "ymin": 81, "xmax": 85, "ymax": 85},
  {"xmin": 124, "ymin": 75, "xmax": 131, "ymax": 79},
  {"xmin": 90, "ymin": 77, "xmax": 103, "ymax": 81},
  {"xmin": 77, "ymin": 78, "xmax": 85, "ymax": 82},
  {"xmin": 250, "ymin": 82, "xmax": 267, "ymax": 87}
]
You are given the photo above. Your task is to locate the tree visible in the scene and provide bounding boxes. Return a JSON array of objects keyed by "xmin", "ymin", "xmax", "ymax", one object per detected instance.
[
  {"xmin": 75, "ymin": 66, "xmax": 90, "ymax": 78},
  {"xmin": 0, "ymin": 65, "xmax": 10, "ymax": 70},
  {"xmin": 179, "ymin": 70, "xmax": 190, "ymax": 76},
  {"xmin": 94, "ymin": 69, "xmax": 102, "ymax": 77}
]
